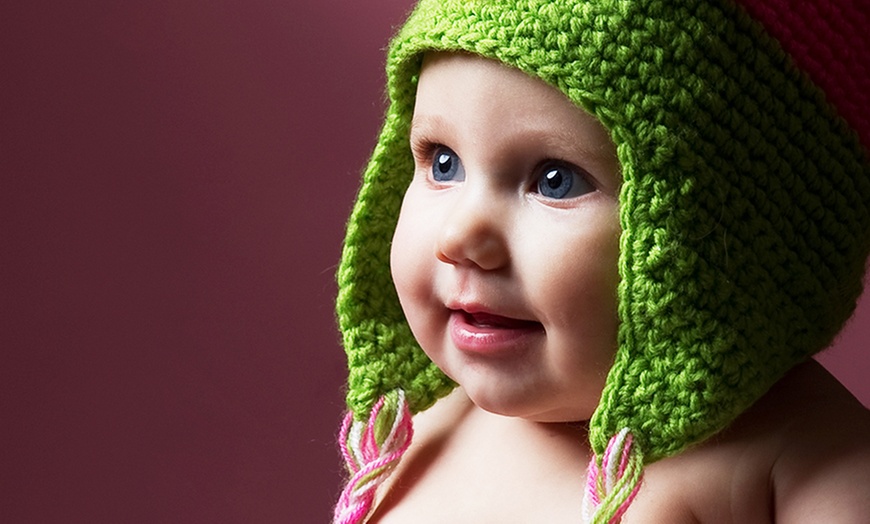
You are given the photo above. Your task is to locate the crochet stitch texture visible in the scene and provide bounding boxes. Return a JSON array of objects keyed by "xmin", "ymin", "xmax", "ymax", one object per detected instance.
[{"xmin": 336, "ymin": 0, "xmax": 870, "ymax": 520}]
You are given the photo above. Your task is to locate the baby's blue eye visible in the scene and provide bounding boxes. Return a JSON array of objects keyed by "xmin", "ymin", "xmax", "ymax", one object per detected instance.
[
  {"xmin": 537, "ymin": 162, "xmax": 594, "ymax": 199},
  {"xmin": 432, "ymin": 147, "xmax": 465, "ymax": 182}
]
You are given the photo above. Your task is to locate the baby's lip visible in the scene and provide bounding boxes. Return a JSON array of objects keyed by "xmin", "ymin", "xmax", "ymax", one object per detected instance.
[{"xmin": 448, "ymin": 305, "xmax": 544, "ymax": 355}]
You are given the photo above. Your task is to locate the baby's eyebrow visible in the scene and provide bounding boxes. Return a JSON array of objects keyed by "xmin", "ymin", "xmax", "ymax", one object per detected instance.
[
  {"xmin": 520, "ymin": 124, "xmax": 616, "ymax": 163},
  {"xmin": 409, "ymin": 113, "xmax": 452, "ymax": 140},
  {"xmin": 409, "ymin": 112, "xmax": 617, "ymax": 167}
]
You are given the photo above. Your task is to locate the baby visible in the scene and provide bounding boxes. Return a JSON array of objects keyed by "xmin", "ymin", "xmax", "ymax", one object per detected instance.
[{"xmin": 333, "ymin": 0, "xmax": 870, "ymax": 522}]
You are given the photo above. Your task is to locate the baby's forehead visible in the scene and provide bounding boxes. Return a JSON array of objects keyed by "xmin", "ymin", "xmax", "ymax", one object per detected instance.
[{"xmin": 412, "ymin": 52, "xmax": 619, "ymax": 162}]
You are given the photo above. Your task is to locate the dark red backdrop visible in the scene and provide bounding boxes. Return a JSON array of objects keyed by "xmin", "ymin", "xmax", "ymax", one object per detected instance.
[{"xmin": 2, "ymin": 1, "xmax": 867, "ymax": 522}]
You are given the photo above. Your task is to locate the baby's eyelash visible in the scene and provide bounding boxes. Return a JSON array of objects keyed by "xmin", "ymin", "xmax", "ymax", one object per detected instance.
[{"xmin": 410, "ymin": 137, "xmax": 441, "ymax": 164}]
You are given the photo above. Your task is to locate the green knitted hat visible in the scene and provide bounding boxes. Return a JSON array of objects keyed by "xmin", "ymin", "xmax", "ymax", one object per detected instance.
[{"xmin": 334, "ymin": 0, "xmax": 870, "ymax": 522}]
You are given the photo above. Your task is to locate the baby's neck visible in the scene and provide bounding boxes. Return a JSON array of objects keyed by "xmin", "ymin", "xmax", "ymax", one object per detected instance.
[{"xmin": 368, "ymin": 389, "xmax": 592, "ymax": 522}]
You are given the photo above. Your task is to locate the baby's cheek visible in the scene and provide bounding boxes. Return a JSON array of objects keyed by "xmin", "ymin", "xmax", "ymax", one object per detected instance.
[
  {"xmin": 390, "ymin": 235, "xmax": 416, "ymax": 316},
  {"xmin": 391, "ymin": 207, "xmax": 438, "ymax": 335},
  {"xmin": 390, "ymin": 199, "xmax": 418, "ymax": 288}
]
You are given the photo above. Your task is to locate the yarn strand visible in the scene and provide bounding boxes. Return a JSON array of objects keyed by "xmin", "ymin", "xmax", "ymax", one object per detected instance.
[
  {"xmin": 582, "ymin": 428, "xmax": 644, "ymax": 524},
  {"xmin": 333, "ymin": 390, "xmax": 413, "ymax": 524}
]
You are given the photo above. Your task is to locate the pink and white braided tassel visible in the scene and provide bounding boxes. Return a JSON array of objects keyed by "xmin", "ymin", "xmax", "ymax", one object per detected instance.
[
  {"xmin": 333, "ymin": 390, "xmax": 413, "ymax": 524},
  {"xmin": 581, "ymin": 428, "xmax": 644, "ymax": 524}
]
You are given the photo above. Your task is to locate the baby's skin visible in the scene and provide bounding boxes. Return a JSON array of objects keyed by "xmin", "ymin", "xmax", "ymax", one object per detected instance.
[
  {"xmin": 371, "ymin": 53, "xmax": 870, "ymax": 523},
  {"xmin": 371, "ymin": 361, "xmax": 870, "ymax": 523}
]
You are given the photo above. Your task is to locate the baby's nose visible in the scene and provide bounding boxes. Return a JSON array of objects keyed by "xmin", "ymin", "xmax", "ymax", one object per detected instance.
[{"xmin": 434, "ymin": 188, "xmax": 509, "ymax": 271}]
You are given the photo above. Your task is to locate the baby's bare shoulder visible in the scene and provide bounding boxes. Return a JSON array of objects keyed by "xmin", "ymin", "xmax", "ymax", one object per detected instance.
[
  {"xmin": 630, "ymin": 361, "xmax": 870, "ymax": 523},
  {"xmin": 764, "ymin": 361, "xmax": 870, "ymax": 522}
]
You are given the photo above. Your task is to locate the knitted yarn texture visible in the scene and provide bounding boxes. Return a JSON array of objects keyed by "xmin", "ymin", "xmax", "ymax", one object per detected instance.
[{"xmin": 335, "ymin": 0, "xmax": 870, "ymax": 521}]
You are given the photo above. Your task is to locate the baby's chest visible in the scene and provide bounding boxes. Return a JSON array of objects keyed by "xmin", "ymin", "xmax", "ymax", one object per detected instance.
[
  {"xmin": 369, "ymin": 477, "xmax": 584, "ymax": 523},
  {"xmin": 368, "ymin": 446, "xmax": 586, "ymax": 523},
  {"xmin": 370, "ymin": 448, "xmax": 774, "ymax": 524}
]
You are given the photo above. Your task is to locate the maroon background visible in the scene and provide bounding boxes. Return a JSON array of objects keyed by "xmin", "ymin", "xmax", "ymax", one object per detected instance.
[{"xmin": 2, "ymin": 1, "xmax": 867, "ymax": 522}]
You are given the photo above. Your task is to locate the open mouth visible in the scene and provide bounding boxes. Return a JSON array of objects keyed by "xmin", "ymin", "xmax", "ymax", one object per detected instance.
[
  {"xmin": 449, "ymin": 309, "xmax": 544, "ymax": 355},
  {"xmin": 457, "ymin": 310, "xmax": 542, "ymax": 331}
]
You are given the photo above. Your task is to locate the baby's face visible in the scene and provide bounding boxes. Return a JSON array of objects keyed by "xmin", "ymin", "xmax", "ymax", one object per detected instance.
[{"xmin": 390, "ymin": 53, "xmax": 621, "ymax": 423}]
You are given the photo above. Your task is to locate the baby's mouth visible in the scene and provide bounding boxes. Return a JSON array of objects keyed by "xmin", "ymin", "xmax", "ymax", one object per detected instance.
[
  {"xmin": 449, "ymin": 309, "xmax": 544, "ymax": 355},
  {"xmin": 456, "ymin": 310, "xmax": 543, "ymax": 331}
]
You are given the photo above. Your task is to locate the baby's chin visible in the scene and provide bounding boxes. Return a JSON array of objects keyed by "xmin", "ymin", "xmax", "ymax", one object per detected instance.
[{"xmin": 465, "ymin": 387, "xmax": 597, "ymax": 424}]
